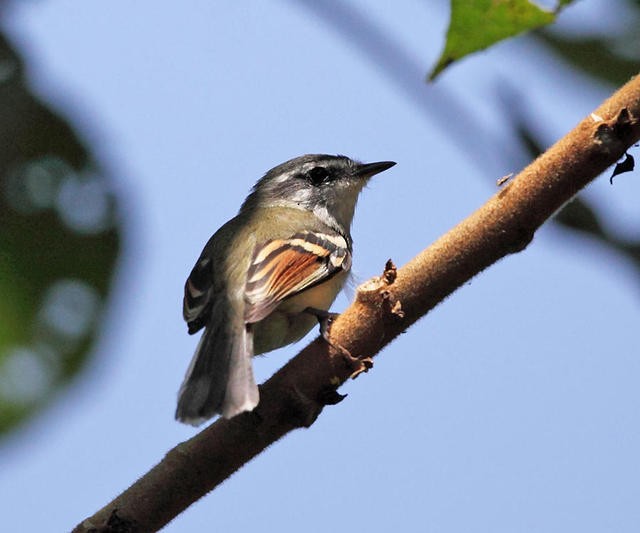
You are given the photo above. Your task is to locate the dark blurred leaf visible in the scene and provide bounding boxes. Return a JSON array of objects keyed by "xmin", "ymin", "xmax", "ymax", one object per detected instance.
[
  {"xmin": 554, "ymin": 197, "xmax": 608, "ymax": 240},
  {"xmin": 610, "ymin": 152, "xmax": 635, "ymax": 183},
  {"xmin": 430, "ymin": 0, "xmax": 563, "ymax": 80},
  {"xmin": 536, "ymin": 31, "xmax": 640, "ymax": 87},
  {"xmin": 556, "ymin": 205, "xmax": 640, "ymax": 278},
  {"xmin": 0, "ymin": 32, "xmax": 122, "ymax": 434}
]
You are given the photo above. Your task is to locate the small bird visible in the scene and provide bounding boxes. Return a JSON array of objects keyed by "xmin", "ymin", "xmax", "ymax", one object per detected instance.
[{"xmin": 176, "ymin": 154, "xmax": 395, "ymax": 424}]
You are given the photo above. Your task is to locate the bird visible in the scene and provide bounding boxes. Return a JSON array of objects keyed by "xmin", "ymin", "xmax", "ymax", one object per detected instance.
[{"xmin": 175, "ymin": 154, "xmax": 395, "ymax": 424}]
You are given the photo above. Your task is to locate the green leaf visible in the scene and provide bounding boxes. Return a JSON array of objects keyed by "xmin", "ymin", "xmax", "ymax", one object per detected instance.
[{"xmin": 430, "ymin": 0, "xmax": 558, "ymax": 80}]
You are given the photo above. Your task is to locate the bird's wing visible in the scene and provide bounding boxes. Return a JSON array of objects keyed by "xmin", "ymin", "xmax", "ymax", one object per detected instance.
[
  {"xmin": 243, "ymin": 231, "xmax": 351, "ymax": 324},
  {"xmin": 183, "ymin": 254, "xmax": 215, "ymax": 335}
]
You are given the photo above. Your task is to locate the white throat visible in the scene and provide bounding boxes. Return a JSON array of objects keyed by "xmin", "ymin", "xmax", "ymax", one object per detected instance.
[{"xmin": 314, "ymin": 187, "xmax": 361, "ymax": 234}]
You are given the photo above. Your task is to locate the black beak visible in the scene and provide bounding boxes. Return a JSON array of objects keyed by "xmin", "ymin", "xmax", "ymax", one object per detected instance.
[{"xmin": 356, "ymin": 160, "xmax": 396, "ymax": 179}]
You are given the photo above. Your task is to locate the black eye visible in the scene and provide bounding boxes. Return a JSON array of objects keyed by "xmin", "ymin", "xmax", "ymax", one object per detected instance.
[{"xmin": 307, "ymin": 166, "xmax": 331, "ymax": 185}]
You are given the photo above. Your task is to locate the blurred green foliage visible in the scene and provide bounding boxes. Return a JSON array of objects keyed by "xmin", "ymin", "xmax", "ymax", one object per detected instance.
[{"xmin": 0, "ymin": 32, "xmax": 121, "ymax": 433}]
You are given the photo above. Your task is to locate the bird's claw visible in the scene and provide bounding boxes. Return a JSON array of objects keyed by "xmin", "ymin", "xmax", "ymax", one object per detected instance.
[
  {"xmin": 304, "ymin": 307, "xmax": 339, "ymax": 342},
  {"xmin": 304, "ymin": 306, "xmax": 373, "ymax": 379}
]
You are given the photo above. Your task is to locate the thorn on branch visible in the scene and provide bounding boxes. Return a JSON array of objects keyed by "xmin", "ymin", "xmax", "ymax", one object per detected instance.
[
  {"xmin": 347, "ymin": 356, "xmax": 373, "ymax": 379},
  {"xmin": 382, "ymin": 259, "xmax": 397, "ymax": 284},
  {"xmin": 390, "ymin": 300, "xmax": 405, "ymax": 318},
  {"xmin": 80, "ymin": 508, "xmax": 137, "ymax": 533},
  {"xmin": 594, "ymin": 107, "xmax": 637, "ymax": 148},
  {"xmin": 616, "ymin": 107, "xmax": 633, "ymax": 128},
  {"xmin": 356, "ymin": 259, "xmax": 397, "ymax": 303},
  {"xmin": 336, "ymin": 347, "xmax": 373, "ymax": 379},
  {"xmin": 381, "ymin": 288, "xmax": 405, "ymax": 321},
  {"xmin": 496, "ymin": 173, "xmax": 514, "ymax": 187},
  {"xmin": 317, "ymin": 387, "xmax": 347, "ymax": 406}
]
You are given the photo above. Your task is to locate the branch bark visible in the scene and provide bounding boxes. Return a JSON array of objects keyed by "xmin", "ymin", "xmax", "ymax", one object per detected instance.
[{"xmin": 75, "ymin": 74, "xmax": 640, "ymax": 533}]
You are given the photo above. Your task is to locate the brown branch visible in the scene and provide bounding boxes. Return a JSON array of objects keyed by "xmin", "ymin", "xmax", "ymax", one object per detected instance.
[{"xmin": 74, "ymin": 74, "xmax": 640, "ymax": 533}]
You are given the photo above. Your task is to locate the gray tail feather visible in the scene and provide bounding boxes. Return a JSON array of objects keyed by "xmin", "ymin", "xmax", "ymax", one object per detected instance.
[{"xmin": 175, "ymin": 320, "xmax": 259, "ymax": 425}]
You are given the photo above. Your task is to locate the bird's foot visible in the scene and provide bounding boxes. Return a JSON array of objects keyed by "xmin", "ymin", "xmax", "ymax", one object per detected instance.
[
  {"xmin": 304, "ymin": 307, "xmax": 373, "ymax": 379},
  {"xmin": 304, "ymin": 307, "xmax": 339, "ymax": 343}
]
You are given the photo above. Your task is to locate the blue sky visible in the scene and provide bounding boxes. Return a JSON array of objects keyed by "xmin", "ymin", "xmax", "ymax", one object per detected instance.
[{"xmin": 1, "ymin": 1, "xmax": 639, "ymax": 532}]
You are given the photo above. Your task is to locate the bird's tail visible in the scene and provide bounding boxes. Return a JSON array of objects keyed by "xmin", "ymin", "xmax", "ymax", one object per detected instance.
[{"xmin": 175, "ymin": 319, "xmax": 259, "ymax": 425}]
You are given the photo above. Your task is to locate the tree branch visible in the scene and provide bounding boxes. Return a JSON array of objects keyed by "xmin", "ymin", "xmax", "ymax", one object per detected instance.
[{"xmin": 74, "ymin": 74, "xmax": 640, "ymax": 533}]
